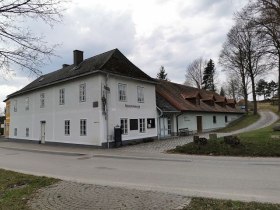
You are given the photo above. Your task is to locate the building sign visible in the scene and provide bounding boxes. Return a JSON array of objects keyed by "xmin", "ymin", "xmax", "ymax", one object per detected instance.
[{"xmin": 125, "ymin": 104, "xmax": 140, "ymax": 109}]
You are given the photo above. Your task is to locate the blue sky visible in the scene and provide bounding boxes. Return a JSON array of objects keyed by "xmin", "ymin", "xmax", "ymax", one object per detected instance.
[{"xmin": 0, "ymin": 0, "xmax": 251, "ymax": 113}]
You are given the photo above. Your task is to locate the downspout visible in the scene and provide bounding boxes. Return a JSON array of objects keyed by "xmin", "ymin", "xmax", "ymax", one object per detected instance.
[
  {"xmin": 176, "ymin": 112, "xmax": 184, "ymax": 136},
  {"xmin": 105, "ymin": 73, "xmax": 110, "ymax": 149},
  {"xmin": 156, "ymin": 106, "xmax": 163, "ymax": 139}
]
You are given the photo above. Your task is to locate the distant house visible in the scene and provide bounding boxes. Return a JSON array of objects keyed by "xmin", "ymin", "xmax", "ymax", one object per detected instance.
[
  {"xmin": 0, "ymin": 116, "xmax": 5, "ymax": 136},
  {"xmin": 4, "ymin": 49, "xmax": 158, "ymax": 147},
  {"xmin": 156, "ymin": 80, "xmax": 244, "ymax": 138}
]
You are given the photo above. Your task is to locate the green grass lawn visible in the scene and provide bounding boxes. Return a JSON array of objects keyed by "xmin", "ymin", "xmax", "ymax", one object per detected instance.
[
  {"xmin": 216, "ymin": 112, "xmax": 260, "ymax": 133},
  {"xmin": 184, "ymin": 197, "xmax": 280, "ymax": 210},
  {"xmin": 0, "ymin": 169, "xmax": 58, "ymax": 210},
  {"xmin": 258, "ymin": 102, "xmax": 279, "ymax": 115},
  {"xmin": 171, "ymin": 123, "xmax": 280, "ymax": 157}
]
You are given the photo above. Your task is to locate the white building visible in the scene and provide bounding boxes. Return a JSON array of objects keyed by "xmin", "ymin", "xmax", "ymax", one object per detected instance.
[
  {"xmin": 4, "ymin": 49, "xmax": 158, "ymax": 147},
  {"xmin": 156, "ymin": 80, "xmax": 244, "ymax": 138}
]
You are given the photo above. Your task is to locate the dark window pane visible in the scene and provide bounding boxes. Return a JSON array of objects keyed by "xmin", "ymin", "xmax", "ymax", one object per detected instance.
[{"xmin": 130, "ymin": 119, "xmax": 138, "ymax": 130}]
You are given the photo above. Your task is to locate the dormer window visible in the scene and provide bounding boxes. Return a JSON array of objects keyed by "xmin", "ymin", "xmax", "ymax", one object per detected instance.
[{"xmin": 182, "ymin": 92, "xmax": 201, "ymax": 106}]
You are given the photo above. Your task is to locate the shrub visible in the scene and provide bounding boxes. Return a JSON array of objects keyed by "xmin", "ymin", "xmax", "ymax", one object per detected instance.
[{"xmin": 224, "ymin": 135, "xmax": 240, "ymax": 146}]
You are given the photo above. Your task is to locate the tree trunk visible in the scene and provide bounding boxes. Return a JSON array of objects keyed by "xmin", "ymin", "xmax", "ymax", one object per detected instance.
[
  {"xmin": 278, "ymin": 56, "xmax": 280, "ymax": 113},
  {"xmin": 244, "ymin": 92, "xmax": 249, "ymax": 114},
  {"xmin": 251, "ymin": 75, "xmax": 258, "ymax": 115},
  {"xmin": 241, "ymin": 73, "xmax": 249, "ymax": 114}
]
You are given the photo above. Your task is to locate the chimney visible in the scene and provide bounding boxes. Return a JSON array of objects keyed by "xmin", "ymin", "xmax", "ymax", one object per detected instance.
[
  {"xmin": 62, "ymin": 64, "xmax": 69, "ymax": 68},
  {"xmin": 73, "ymin": 50, "xmax": 83, "ymax": 66}
]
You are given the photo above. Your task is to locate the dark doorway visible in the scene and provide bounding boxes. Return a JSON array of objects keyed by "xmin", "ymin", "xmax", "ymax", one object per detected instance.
[{"xmin": 196, "ymin": 116, "xmax": 202, "ymax": 133}]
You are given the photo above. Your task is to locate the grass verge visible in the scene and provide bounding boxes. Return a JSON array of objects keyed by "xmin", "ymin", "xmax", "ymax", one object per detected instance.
[
  {"xmin": 170, "ymin": 123, "xmax": 280, "ymax": 157},
  {"xmin": 216, "ymin": 112, "xmax": 260, "ymax": 133},
  {"xmin": 183, "ymin": 197, "xmax": 280, "ymax": 210},
  {"xmin": 0, "ymin": 169, "xmax": 58, "ymax": 210}
]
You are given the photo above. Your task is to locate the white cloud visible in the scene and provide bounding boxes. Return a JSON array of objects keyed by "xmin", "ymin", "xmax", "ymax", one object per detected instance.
[{"xmin": 0, "ymin": 0, "xmax": 249, "ymax": 111}]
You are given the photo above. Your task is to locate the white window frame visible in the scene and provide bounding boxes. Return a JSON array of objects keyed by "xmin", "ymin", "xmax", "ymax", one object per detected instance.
[
  {"xmin": 137, "ymin": 86, "xmax": 144, "ymax": 103},
  {"xmin": 80, "ymin": 119, "xmax": 87, "ymax": 136},
  {"xmin": 120, "ymin": 118, "xmax": 128, "ymax": 135},
  {"xmin": 14, "ymin": 128, "xmax": 17, "ymax": 136},
  {"xmin": 139, "ymin": 118, "xmax": 146, "ymax": 133},
  {"xmin": 14, "ymin": 100, "xmax": 17, "ymax": 112},
  {"xmin": 118, "ymin": 83, "xmax": 127, "ymax": 101},
  {"xmin": 79, "ymin": 83, "xmax": 86, "ymax": 102},
  {"xmin": 167, "ymin": 117, "xmax": 171, "ymax": 135},
  {"xmin": 59, "ymin": 88, "xmax": 65, "ymax": 105},
  {"xmin": 25, "ymin": 97, "xmax": 29, "ymax": 111},
  {"xmin": 26, "ymin": 128, "xmax": 29, "ymax": 137},
  {"xmin": 65, "ymin": 120, "xmax": 70, "ymax": 135},
  {"xmin": 40, "ymin": 93, "xmax": 45, "ymax": 108}
]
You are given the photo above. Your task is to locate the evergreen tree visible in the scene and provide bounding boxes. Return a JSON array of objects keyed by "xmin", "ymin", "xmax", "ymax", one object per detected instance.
[
  {"xmin": 202, "ymin": 59, "xmax": 216, "ymax": 92},
  {"xmin": 256, "ymin": 79, "xmax": 268, "ymax": 99},
  {"xmin": 157, "ymin": 66, "xmax": 169, "ymax": 80},
  {"xmin": 268, "ymin": 80, "xmax": 278, "ymax": 97},
  {"xmin": 220, "ymin": 87, "xmax": 225, "ymax": 96}
]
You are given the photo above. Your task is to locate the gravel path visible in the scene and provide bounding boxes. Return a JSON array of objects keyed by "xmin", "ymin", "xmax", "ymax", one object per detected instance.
[
  {"xmin": 228, "ymin": 111, "xmax": 279, "ymax": 135},
  {"xmin": 29, "ymin": 181, "xmax": 191, "ymax": 210}
]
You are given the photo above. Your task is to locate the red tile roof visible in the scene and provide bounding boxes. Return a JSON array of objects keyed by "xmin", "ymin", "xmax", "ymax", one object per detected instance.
[{"xmin": 156, "ymin": 80, "xmax": 243, "ymax": 114}]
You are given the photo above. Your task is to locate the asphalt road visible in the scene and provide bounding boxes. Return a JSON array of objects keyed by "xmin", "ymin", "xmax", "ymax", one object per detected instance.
[{"xmin": 0, "ymin": 147, "xmax": 279, "ymax": 204}]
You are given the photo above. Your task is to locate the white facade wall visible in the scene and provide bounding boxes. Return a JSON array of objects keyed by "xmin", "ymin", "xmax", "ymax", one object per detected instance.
[
  {"xmin": 9, "ymin": 74, "xmax": 158, "ymax": 146},
  {"xmin": 105, "ymin": 75, "xmax": 157, "ymax": 142},
  {"xmin": 9, "ymin": 75, "xmax": 103, "ymax": 145},
  {"xmin": 177, "ymin": 112, "xmax": 242, "ymax": 133}
]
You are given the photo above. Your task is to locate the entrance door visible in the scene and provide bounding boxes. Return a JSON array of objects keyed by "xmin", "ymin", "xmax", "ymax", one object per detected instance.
[
  {"xmin": 40, "ymin": 121, "xmax": 46, "ymax": 144},
  {"xmin": 196, "ymin": 116, "xmax": 202, "ymax": 133},
  {"xmin": 159, "ymin": 117, "xmax": 171, "ymax": 138}
]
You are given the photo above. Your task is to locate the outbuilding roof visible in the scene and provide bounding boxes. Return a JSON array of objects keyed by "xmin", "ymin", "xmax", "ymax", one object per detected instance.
[{"xmin": 156, "ymin": 80, "xmax": 244, "ymax": 114}]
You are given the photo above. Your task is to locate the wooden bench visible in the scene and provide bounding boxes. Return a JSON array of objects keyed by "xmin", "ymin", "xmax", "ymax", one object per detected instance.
[{"xmin": 179, "ymin": 128, "xmax": 193, "ymax": 136}]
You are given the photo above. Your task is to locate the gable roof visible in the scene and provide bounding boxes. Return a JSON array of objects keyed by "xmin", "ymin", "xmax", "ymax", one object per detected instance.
[
  {"xmin": 6, "ymin": 49, "xmax": 155, "ymax": 100},
  {"xmin": 156, "ymin": 94, "xmax": 179, "ymax": 112},
  {"xmin": 156, "ymin": 79, "xmax": 244, "ymax": 114}
]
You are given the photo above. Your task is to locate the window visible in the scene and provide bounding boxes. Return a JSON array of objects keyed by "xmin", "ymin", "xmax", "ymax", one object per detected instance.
[
  {"xmin": 65, "ymin": 120, "xmax": 70, "ymax": 135},
  {"xmin": 79, "ymin": 84, "xmax": 86, "ymax": 102},
  {"xmin": 213, "ymin": 116, "xmax": 217, "ymax": 124},
  {"xmin": 59, "ymin": 88, "xmax": 65, "ymax": 105},
  {"xmin": 118, "ymin": 83, "xmax": 127, "ymax": 101},
  {"xmin": 139, "ymin": 118, "xmax": 146, "ymax": 133},
  {"xmin": 26, "ymin": 128, "xmax": 29, "ymax": 137},
  {"xmin": 137, "ymin": 86, "xmax": 144, "ymax": 103},
  {"xmin": 14, "ymin": 128, "xmax": 17, "ymax": 136},
  {"xmin": 25, "ymin": 97, "xmax": 29, "ymax": 111},
  {"xmin": 80, "ymin": 119, "xmax": 87, "ymax": 136},
  {"xmin": 147, "ymin": 118, "xmax": 156, "ymax": 128},
  {"xmin": 14, "ymin": 100, "xmax": 17, "ymax": 112},
  {"xmin": 120, "ymin": 118, "xmax": 128, "ymax": 135},
  {"xmin": 40, "ymin": 93, "xmax": 45, "ymax": 108},
  {"xmin": 225, "ymin": 116, "xmax": 228, "ymax": 123},
  {"xmin": 167, "ymin": 118, "xmax": 171, "ymax": 135},
  {"xmin": 130, "ymin": 119, "xmax": 138, "ymax": 130}
]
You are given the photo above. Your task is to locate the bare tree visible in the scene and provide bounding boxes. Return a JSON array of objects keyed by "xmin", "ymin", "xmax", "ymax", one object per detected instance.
[
  {"xmin": 219, "ymin": 24, "xmax": 250, "ymax": 113},
  {"xmin": 239, "ymin": 19, "xmax": 267, "ymax": 115},
  {"xmin": 0, "ymin": 0, "xmax": 65, "ymax": 76},
  {"xmin": 184, "ymin": 57, "xmax": 207, "ymax": 89},
  {"xmin": 224, "ymin": 74, "xmax": 245, "ymax": 101},
  {"xmin": 240, "ymin": 0, "xmax": 280, "ymax": 112},
  {"xmin": 220, "ymin": 16, "xmax": 268, "ymax": 115}
]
